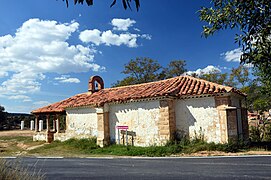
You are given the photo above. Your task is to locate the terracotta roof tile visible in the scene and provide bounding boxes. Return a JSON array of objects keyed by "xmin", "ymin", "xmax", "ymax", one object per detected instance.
[{"xmin": 32, "ymin": 75, "xmax": 245, "ymax": 114}]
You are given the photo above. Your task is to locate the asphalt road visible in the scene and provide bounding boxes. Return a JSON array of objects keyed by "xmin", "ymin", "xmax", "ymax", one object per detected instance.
[{"xmin": 5, "ymin": 156, "xmax": 271, "ymax": 180}]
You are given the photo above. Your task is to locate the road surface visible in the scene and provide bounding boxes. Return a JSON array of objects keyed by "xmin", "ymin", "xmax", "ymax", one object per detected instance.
[{"xmin": 5, "ymin": 156, "xmax": 271, "ymax": 179}]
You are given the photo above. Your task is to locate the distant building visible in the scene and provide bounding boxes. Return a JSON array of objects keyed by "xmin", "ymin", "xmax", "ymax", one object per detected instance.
[{"xmin": 32, "ymin": 75, "xmax": 249, "ymax": 147}]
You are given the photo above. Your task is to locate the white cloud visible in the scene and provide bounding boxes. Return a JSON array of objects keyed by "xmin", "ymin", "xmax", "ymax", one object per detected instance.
[
  {"xmin": 0, "ymin": 18, "xmax": 105, "ymax": 99},
  {"xmin": 186, "ymin": 65, "xmax": 221, "ymax": 76},
  {"xmin": 0, "ymin": 71, "xmax": 8, "ymax": 78},
  {"xmin": 79, "ymin": 18, "xmax": 151, "ymax": 48},
  {"xmin": 221, "ymin": 48, "xmax": 242, "ymax": 62},
  {"xmin": 33, "ymin": 101, "xmax": 51, "ymax": 105},
  {"xmin": 8, "ymin": 95, "xmax": 32, "ymax": 102},
  {"xmin": 111, "ymin": 18, "xmax": 136, "ymax": 31},
  {"xmin": 29, "ymin": 101, "xmax": 51, "ymax": 113},
  {"xmin": 79, "ymin": 29, "xmax": 102, "ymax": 45},
  {"xmin": 244, "ymin": 63, "xmax": 254, "ymax": 68},
  {"xmin": 141, "ymin": 34, "xmax": 152, "ymax": 40},
  {"xmin": 80, "ymin": 30, "xmax": 139, "ymax": 47},
  {"xmin": 134, "ymin": 28, "xmax": 141, "ymax": 32},
  {"xmin": 55, "ymin": 75, "xmax": 80, "ymax": 83},
  {"xmin": 102, "ymin": 30, "xmax": 138, "ymax": 47}
]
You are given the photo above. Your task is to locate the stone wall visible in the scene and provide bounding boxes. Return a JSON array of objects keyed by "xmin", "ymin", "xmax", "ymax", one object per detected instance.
[{"xmin": 33, "ymin": 132, "xmax": 47, "ymax": 141}]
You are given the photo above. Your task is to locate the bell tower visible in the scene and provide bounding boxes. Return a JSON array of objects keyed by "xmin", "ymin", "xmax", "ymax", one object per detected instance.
[{"xmin": 88, "ymin": 76, "xmax": 104, "ymax": 93}]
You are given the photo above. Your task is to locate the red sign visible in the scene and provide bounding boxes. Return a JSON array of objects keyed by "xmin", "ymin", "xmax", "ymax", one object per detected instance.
[{"xmin": 116, "ymin": 125, "xmax": 128, "ymax": 130}]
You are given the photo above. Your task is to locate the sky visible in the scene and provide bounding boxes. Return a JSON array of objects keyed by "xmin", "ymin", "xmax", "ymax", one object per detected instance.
[{"xmin": 0, "ymin": 1, "xmax": 243, "ymax": 113}]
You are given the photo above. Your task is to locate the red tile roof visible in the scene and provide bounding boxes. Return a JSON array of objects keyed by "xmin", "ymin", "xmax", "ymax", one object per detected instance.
[{"xmin": 32, "ymin": 75, "xmax": 245, "ymax": 114}]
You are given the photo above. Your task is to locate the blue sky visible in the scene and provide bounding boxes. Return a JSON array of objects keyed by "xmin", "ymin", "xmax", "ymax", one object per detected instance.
[{"xmin": 0, "ymin": 1, "xmax": 242, "ymax": 113}]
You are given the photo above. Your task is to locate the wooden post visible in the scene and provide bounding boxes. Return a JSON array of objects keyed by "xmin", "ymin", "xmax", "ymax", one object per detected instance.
[
  {"xmin": 126, "ymin": 130, "xmax": 128, "ymax": 146},
  {"xmin": 46, "ymin": 114, "xmax": 50, "ymax": 132},
  {"xmin": 35, "ymin": 114, "xmax": 39, "ymax": 132},
  {"xmin": 122, "ymin": 133, "xmax": 125, "ymax": 145}
]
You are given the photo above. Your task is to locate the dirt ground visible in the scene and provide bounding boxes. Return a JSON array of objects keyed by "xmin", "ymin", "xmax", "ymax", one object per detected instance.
[
  {"xmin": 0, "ymin": 130, "xmax": 34, "ymax": 137},
  {"xmin": 182, "ymin": 150, "xmax": 271, "ymax": 157}
]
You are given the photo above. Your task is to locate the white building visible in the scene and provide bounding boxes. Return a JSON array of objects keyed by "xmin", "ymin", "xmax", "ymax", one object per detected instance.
[{"xmin": 32, "ymin": 75, "xmax": 249, "ymax": 147}]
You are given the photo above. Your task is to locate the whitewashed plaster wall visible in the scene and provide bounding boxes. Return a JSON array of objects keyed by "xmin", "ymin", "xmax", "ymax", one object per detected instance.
[
  {"xmin": 109, "ymin": 100, "xmax": 160, "ymax": 146},
  {"xmin": 175, "ymin": 97, "xmax": 221, "ymax": 143},
  {"xmin": 65, "ymin": 107, "xmax": 98, "ymax": 138}
]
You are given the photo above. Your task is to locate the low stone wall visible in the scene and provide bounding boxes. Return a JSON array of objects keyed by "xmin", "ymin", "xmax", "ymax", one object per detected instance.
[{"xmin": 33, "ymin": 132, "xmax": 47, "ymax": 141}]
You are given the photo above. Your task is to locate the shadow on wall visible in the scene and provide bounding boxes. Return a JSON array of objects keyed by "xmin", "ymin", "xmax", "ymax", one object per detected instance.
[{"xmin": 175, "ymin": 98, "xmax": 217, "ymax": 140}]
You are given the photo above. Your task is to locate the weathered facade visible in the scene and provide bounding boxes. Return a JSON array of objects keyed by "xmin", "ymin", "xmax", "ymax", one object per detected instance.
[{"xmin": 32, "ymin": 75, "xmax": 249, "ymax": 147}]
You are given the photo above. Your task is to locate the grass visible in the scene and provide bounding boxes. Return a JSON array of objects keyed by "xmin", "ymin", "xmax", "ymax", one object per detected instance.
[
  {"xmin": 28, "ymin": 137, "xmax": 250, "ymax": 157},
  {"xmin": 0, "ymin": 136, "xmax": 44, "ymax": 156},
  {"xmin": 0, "ymin": 158, "xmax": 44, "ymax": 180},
  {"xmin": 0, "ymin": 134, "xmax": 259, "ymax": 157}
]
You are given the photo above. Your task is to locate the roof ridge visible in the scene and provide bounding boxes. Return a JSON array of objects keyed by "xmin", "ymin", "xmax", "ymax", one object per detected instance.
[
  {"xmin": 107, "ymin": 76, "xmax": 181, "ymax": 90},
  {"xmin": 183, "ymin": 75, "xmax": 233, "ymax": 90}
]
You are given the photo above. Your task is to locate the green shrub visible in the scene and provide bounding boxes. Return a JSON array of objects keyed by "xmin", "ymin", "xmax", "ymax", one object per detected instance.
[{"xmin": 63, "ymin": 138, "xmax": 98, "ymax": 151}]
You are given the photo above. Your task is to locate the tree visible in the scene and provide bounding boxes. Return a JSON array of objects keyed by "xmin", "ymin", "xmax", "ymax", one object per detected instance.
[
  {"xmin": 253, "ymin": 98, "xmax": 270, "ymax": 115},
  {"xmin": 161, "ymin": 60, "xmax": 187, "ymax": 79},
  {"xmin": 112, "ymin": 57, "xmax": 162, "ymax": 87},
  {"xmin": 62, "ymin": 0, "xmax": 140, "ymax": 11},
  {"xmin": 0, "ymin": 105, "xmax": 7, "ymax": 125},
  {"xmin": 112, "ymin": 76, "xmax": 138, "ymax": 87},
  {"xmin": 112, "ymin": 58, "xmax": 188, "ymax": 87},
  {"xmin": 197, "ymin": 69, "xmax": 229, "ymax": 86},
  {"xmin": 229, "ymin": 65, "xmax": 250, "ymax": 89},
  {"xmin": 199, "ymin": 0, "xmax": 271, "ymax": 89}
]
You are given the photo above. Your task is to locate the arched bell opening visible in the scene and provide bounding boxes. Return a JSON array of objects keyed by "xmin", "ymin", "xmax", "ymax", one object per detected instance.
[{"xmin": 88, "ymin": 75, "xmax": 104, "ymax": 93}]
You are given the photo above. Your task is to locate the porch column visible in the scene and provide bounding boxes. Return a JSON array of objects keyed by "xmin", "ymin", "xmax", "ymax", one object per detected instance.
[
  {"xmin": 56, "ymin": 114, "xmax": 60, "ymax": 133},
  {"xmin": 46, "ymin": 114, "xmax": 50, "ymax": 132},
  {"xmin": 52, "ymin": 115, "xmax": 56, "ymax": 132},
  {"xmin": 35, "ymin": 114, "xmax": 39, "ymax": 132},
  {"xmin": 96, "ymin": 104, "xmax": 110, "ymax": 147}
]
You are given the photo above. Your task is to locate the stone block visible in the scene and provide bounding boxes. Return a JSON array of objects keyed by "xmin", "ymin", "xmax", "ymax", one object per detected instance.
[
  {"xmin": 159, "ymin": 129, "xmax": 170, "ymax": 136},
  {"xmin": 158, "ymin": 121, "xmax": 169, "ymax": 126}
]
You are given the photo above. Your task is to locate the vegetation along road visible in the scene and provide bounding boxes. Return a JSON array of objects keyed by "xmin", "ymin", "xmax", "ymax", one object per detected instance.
[{"xmin": 5, "ymin": 156, "xmax": 271, "ymax": 179}]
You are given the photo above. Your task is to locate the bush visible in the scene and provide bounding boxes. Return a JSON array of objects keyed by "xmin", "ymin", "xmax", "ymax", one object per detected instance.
[
  {"xmin": 63, "ymin": 138, "xmax": 98, "ymax": 151},
  {"xmin": 250, "ymin": 126, "xmax": 261, "ymax": 142}
]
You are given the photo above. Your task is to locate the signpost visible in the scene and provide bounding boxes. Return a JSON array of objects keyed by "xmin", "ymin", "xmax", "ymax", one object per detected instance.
[{"xmin": 116, "ymin": 125, "xmax": 128, "ymax": 145}]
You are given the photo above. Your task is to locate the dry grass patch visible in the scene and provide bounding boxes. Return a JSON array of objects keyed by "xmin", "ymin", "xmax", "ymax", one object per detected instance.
[
  {"xmin": 0, "ymin": 158, "xmax": 44, "ymax": 180},
  {"xmin": 0, "ymin": 136, "xmax": 44, "ymax": 156}
]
